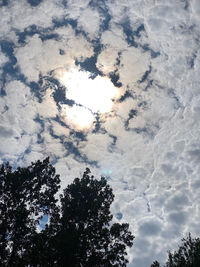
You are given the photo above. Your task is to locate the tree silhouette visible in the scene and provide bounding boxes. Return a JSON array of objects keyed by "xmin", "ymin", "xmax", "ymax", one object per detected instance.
[
  {"xmin": 151, "ymin": 233, "xmax": 200, "ymax": 267},
  {"xmin": 0, "ymin": 157, "xmax": 60, "ymax": 266},
  {"xmin": 51, "ymin": 167, "xmax": 134, "ymax": 266},
  {"xmin": 0, "ymin": 159, "xmax": 134, "ymax": 266},
  {"xmin": 151, "ymin": 261, "xmax": 161, "ymax": 267}
]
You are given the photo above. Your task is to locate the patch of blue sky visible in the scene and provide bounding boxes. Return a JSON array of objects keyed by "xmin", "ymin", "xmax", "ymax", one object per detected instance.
[
  {"xmin": 40, "ymin": 214, "xmax": 48, "ymax": 230},
  {"xmin": 116, "ymin": 212, "xmax": 123, "ymax": 220}
]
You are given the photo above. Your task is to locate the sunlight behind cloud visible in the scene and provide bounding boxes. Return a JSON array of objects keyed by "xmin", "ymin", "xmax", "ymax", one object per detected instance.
[
  {"xmin": 57, "ymin": 68, "xmax": 121, "ymax": 129},
  {"xmin": 61, "ymin": 105, "xmax": 94, "ymax": 130}
]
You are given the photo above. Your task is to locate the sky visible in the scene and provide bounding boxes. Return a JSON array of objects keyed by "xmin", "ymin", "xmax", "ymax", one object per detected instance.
[{"xmin": 0, "ymin": 0, "xmax": 200, "ymax": 266}]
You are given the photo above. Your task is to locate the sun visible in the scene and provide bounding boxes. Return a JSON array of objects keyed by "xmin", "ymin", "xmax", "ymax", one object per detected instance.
[
  {"xmin": 56, "ymin": 68, "xmax": 121, "ymax": 130},
  {"xmin": 61, "ymin": 105, "xmax": 95, "ymax": 130}
]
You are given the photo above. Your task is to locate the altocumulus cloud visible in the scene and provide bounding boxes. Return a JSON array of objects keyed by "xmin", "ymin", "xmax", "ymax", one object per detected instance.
[{"xmin": 0, "ymin": 0, "xmax": 200, "ymax": 266}]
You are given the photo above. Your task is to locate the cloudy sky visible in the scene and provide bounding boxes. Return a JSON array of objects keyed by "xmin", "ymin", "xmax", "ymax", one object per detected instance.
[{"xmin": 1, "ymin": 0, "xmax": 200, "ymax": 266}]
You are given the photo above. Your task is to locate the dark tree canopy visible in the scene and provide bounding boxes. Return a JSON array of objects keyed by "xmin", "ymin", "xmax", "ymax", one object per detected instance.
[
  {"xmin": 0, "ymin": 159, "xmax": 134, "ymax": 266},
  {"xmin": 53, "ymin": 168, "xmax": 134, "ymax": 266},
  {"xmin": 151, "ymin": 233, "xmax": 200, "ymax": 267},
  {"xmin": 0, "ymin": 157, "xmax": 60, "ymax": 266}
]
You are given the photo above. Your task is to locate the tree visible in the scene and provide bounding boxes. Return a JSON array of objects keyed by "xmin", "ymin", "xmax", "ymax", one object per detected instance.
[
  {"xmin": 0, "ymin": 160, "xmax": 134, "ymax": 266},
  {"xmin": 51, "ymin": 168, "xmax": 134, "ymax": 266},
  {"xmin": 151, "ymin": 233, "xmax": 200, "ymax": 267},
  {"xmin": 151, "ymin": 261, "xmax": 161, "ymax": 267},
  {"xmin": 0, "ymin": 157, "xmax": 60, "ymax": 266}
]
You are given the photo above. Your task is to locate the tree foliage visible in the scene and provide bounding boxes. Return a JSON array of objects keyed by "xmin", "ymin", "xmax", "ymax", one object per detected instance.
[
  {"xmin": 151, "ymin": 234, "xmax": 200, "ymax": 267},
  {"xmin": 151, "ymin": 261, "xmax": 161, "ymax": 267},
  {"xmin": 0, "ymin": 157, "xmax": 60, "ymax": 266},
  {"xmin": 0, "ymin": 159, "xmax": 134, "ymax": 266}
]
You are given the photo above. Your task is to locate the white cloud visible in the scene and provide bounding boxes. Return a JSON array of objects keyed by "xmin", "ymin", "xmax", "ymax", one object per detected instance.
[
  {"xmin": 36, "ymin": 88, "xmax": 58, "ymax": 118},
  {"xmin": 0, "ymin": 0, "xmax": 66, "ymax": 40},
  {"xmin": 0, "ymin": 48, "xmax": 8, "ymax": 66},
  {"xmin": 191, "ymin": 0, "xmax": 200, "ymax": 19},
  {"xmin": 118, "ymin": 47, "xmax": 151, "ymax": 87},
  {"xmin": 101, "ymin": 25, "xmax": 128, "ymax": 49},
  {"xmin": 15, "ymin": 29, "xmax": 94, "ymax": 81},
  {"xmin": 77, "ymin": 7, "xmax": 101, "ymax": 39},
  {"xmin": 65, "ymin": 0, "xmax": 91, "ymax": 20},
  {"xmin": 0, "ymin": 81, "xmax": 40, "ymax": 162},
  {"xmin": 15, "ymin": 35, "xmax": 73, "ymax": 81},
  {"xmin": 96, "ymin": 47, "xmax": 119, "ymax": 74}
]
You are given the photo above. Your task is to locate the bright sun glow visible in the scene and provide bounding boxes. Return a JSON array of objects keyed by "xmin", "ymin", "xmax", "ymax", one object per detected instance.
[
  {"xmin": 57, "ymin": 69, "xmax": 121, "ymax": 130},
  {"xmin": 61, "ymin": 105, "xmax": 95, "ymax": 130}
]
